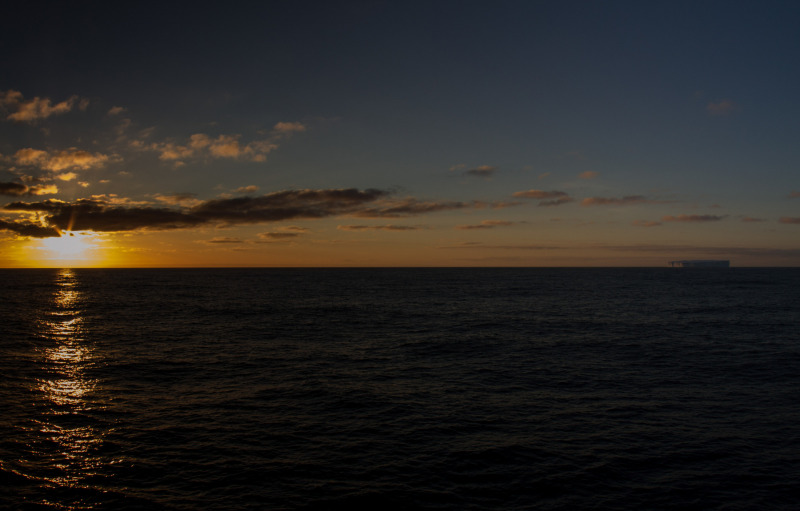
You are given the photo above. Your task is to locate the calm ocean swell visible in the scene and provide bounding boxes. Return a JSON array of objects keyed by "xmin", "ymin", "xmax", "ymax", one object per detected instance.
[{"xmin": 1, "ymin": 268, "xmax": 799, "ymax": 509}]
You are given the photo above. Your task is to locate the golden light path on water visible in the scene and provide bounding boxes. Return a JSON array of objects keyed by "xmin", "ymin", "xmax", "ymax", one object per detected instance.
[{"xmin": 25, "ymin": 269, "xmax": 112, "ymax": 508}]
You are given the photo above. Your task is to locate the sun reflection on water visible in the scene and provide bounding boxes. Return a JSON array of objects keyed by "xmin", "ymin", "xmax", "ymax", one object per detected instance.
[{"xmin": 23, "ymin": 268, "xmax": 112, "ymax": 506}]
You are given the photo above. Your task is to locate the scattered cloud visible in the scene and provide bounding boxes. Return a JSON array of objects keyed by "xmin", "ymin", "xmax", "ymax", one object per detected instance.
[
  {"xmin": 354, "ymin": 197, "xmax": 475, "ymax": 218},
  {"xmin": 154, "ymin": 193, "xmax": 201, "ymax": 207},
  {"xmin": 272, "ymin": 121, "xmax": 306, "ymax": 134},
  {"xmin": 205, "ymin": 237, "xmax": 244, "ymax": 244},
  {"xmin": 582, "ymin": 195, "xmax": 649, "ymax": 206},
  {"xmin": 707, "ymin": 99, "xmax": 735, "ymax": 115},
  {"xmin": 632, "ymin": 220, "xmax": 662, "ymax": 227},
  {"xmin": 779, "ymin": 217, "xmax": 800, "ymax": 224},
  {"xmin": 56, "ymin": 172, "xmax": 77, "ymax": 181},
  {"xmin": 662, "ymin": 214, "xmax": 726, "ymax": 222},
  {"xmin": 236, "ymin": 185, "xmax": 259, "ymax": 194},
  {"xmin": 337, "ymin": 224, "xmax": 421, "ymax": 231},
  {"xmin": 108, "ymin": 106, "xmax": 126, "ymax": 115},
  {"xmin": 258, "ymin": 231, "xmax": 302, "ymax": 241},
  {"xmin": 579, "ymin": 171, "xmax": 599, "ymax": 180},
  {"xmin": 740, "ymin": 217, "xmax": 765, "ymax": 223},
  {"xmin": 512, "ymin": 189, "xmax": 574, "ymax": 206},
  {"xmin": 0, "ymin": 181, "xmax": 58, "ymax": 196},
  {"xmin": 1, "ymin": 90, "xmax": 83, "ymax": 122},
  {"xmin": 464, "ymin": 165, "xmax": 498, "ymax": 178},
  {"xmin": 143, "ymin": 121, "xmax": 306, "ymax": 164},
  {"xmin": 13, "ymin": 147, "xmax": 111, "ymax": 172},
  {"xmin": 456, "ymin": 220, "xmax": 514, "ymax": 230}
]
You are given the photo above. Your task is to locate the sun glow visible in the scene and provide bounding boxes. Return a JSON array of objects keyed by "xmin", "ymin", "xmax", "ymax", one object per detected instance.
[{"xmin": 31, "ymin": 231, "xmax": 106, "ymax": 267}]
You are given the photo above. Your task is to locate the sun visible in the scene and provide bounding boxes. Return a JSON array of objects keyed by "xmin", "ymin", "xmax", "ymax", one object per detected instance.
[{"xmin": 31, "ymin": 231, "xmax": 105, "ymax": 267}]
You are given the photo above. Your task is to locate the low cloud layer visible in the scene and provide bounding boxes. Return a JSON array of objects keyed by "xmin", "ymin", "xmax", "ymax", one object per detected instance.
[{"xmin": 2, "ymin": 188, "xmax": 391, "ymax": 237}]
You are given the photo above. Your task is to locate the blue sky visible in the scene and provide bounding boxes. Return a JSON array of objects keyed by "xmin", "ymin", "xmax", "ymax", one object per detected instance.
[{"xmin": 1, "ymin": 1, "xmax": 799, "ymax": 266}]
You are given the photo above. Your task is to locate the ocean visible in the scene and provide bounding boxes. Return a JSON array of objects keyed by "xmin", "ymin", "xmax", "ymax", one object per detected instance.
[{"xmin": 1, "ymin": 268, "xmax": 799, "ymax": 510}]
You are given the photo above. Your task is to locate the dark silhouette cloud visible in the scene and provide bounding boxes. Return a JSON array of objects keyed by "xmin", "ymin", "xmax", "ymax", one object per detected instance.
[
  {"xmin": 0, "ymin": 181, "xmax": 58, "ymax": 196},
  {"xmin": 3, "ymin": 188, "xmax": 392, "ymax": 234},
  {"xmin": 0, "ymin": 219, "xmax": 60, "ymax": 238}
]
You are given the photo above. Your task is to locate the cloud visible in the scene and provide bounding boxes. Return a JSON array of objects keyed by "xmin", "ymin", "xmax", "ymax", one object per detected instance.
[
  {"xmin": 205, "ymin": 237, "xmax": 244, "ymax": 244},
  {"xmin": 145, "ymin": 121, "xmax": 306, "ymax": 164},
  {"xmin": 236, "ymin": 185, "xmax": 259, "ymax": 193},
  {"xmin": 108, "ymin": 106, "xmax": 126, "ymax": 115},
  {"xmin": 14, "ymin": 147, "xmax": 110, "ymax": 171},
  {"xmin": 789, "ymin": 191, "xmax": 800, "ymax": 199},
  {"xmin": 4, "ymin": 188, "xmax": 391, "ymax": 233},
  {"xmin": 258, "ymin": 232, "xmax": 302, "ymax": 241},
  {"xmin": 0, "ymin": 218, "xmax": 60, "ymax": 238},
  {"xmin": 632, "ymin": 220, "xmax": 662, "ymax": 227},
  {"xmin": 779, "ymin": 217, "xmax": 800, "ymax": 224},
  {"xmin": 272, "ymin": 121, "xmax": 306, "ymax": 134},
  {"xmin": 154, "ymin": 193, "xmax": 201, "ymax": 207},
  {"xmin": 662, "ymin": 214, "xmax": 726, "ymax": 222},
  {"xmin": 56, "ymin": 172, "xmax": 77, "ymax": 181},
  {"xmin": 1, "ymin": 90, "xmax": 82, "ymax": 122},
  {"xmin": 581, "ymin": 195, "xmax": 649, "ymax": 206},
  {"xmin": 337, "ymin": 224, "xmax": 421, "ymax": 231},
  {"xmin": 579, "ymin": 171, "xmax": 599, "ymax": 180},
  {"xmin": 456, "ymin": 220, "xmax": 514, "ymax": 230},
  {"xmin": 512, "ymin": 189, "xmax": 574, "ymax": 206},
  {"xmin": 707, "ymin": 99, "xmax": 735, "ymax": 115},
  {"xmin": 354, "ymin": 197, "xmax": 477, "ymax": 218},
  {"xmin": 740, "ymin": 217, "xmax": 765, "ymax": 223},
  {"xmin": 465, "ymin": 165, "xmax": 498, "ymax": 178},
  {"xmin": 0, "ymin": 181, "xmax": 58, "ymax": 196}
]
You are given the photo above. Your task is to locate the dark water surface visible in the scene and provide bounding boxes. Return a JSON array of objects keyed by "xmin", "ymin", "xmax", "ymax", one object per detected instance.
[{"xmin": 1, "ymin": 268, "xmax": 799, "ymax": 510}]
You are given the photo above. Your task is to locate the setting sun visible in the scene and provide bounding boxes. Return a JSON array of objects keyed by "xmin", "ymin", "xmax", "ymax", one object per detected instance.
[{"xmin": 31, "ymin": 232, "xmax": 105, "ymax": 267}]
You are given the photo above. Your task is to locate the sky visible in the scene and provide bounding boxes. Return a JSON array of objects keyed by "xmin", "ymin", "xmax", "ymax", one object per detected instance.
[{"xmin": 1, "ymin": 0, "xmax": 799, "ymax": 267}]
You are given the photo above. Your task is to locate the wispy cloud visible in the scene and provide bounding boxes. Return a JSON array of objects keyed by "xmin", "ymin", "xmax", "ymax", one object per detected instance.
[
  {"xmin": 779, "ymin": 217, "xmax": 800, "ymax": 224},
  {"xmin": 662, "ymin": 214, "xmax": 726, "ymax": 222},
  {"xmin": 464, "ymin": 165, "xmax": 498, "ymax": 178},
  {"xmin": 337, "ymin": 224, "xmax": 420, "ymax": 231},
  {"xmin": 455, "ymin": 220, "xmax": 514, "ymax": 230},
  {"xmin": 512, "ymin": 189, "xmax": 574, "ymax": 206},
  {"xmin": 236, "ymin": 185, "xmax": 259, "ymax": 194},
  {"xmin": 632, "ymin": 220, "xmax": 662, "ymax": 227},
  {"xmin": 205, "ymin": 237, "xmax": 244, "ymax": 244},
  {"xmin": 13, "ymin": 148, "xmax": 111, "ymax": 172},
  {"xmin": 581, "ymin": 195, "xmax": 649, "ymax": 206},
  {"xmin": 108, "ymin": 106, "xmax": 126, "ymax": 116},
  {"xmin": 740, "ymin": 216, "xmax": 765, "ymax": 223},
  {"xmin": 579, "ymin": 171, "xmax": 599, "ymax": 180},
  {"xmin": 1, "ymin": 90, "xmax": 84, "ymax": 122},
  {"xmin": 258, "ymin": 231, "xmax": 303, "ymax": 241},
  {"xmin": 707, "ymin": 99, "xmax": 735, "ymax": 115}
]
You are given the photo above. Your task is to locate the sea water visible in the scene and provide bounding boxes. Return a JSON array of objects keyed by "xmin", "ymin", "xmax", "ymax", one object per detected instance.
[{"xmin": 1, "ymin": 268, "xmax": 799, "ymax": 510}]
